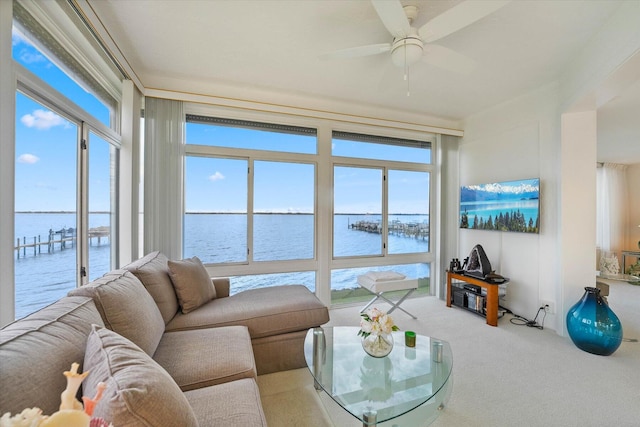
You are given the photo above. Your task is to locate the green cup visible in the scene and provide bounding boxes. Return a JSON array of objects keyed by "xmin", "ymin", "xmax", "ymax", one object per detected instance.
[{"xmin": 405, "ymin": 331, "xmax": 416, "ymax": 347}]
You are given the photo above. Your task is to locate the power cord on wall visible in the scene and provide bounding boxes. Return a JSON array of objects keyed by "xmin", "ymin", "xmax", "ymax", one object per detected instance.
[{"xmin": 504, "ymin": 305, "xmax": 547, "ymax": 330}]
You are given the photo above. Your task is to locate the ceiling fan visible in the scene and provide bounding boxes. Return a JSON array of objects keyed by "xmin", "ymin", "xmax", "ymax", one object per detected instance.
[{"xmin": 322, "ymin": 0, "xmax": 510, "ymax": 79}]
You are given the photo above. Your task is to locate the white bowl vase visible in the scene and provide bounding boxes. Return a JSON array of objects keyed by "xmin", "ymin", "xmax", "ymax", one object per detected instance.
[{"xmin": 361, "ymin": 332, "xmax": 394, "ymax": 358}]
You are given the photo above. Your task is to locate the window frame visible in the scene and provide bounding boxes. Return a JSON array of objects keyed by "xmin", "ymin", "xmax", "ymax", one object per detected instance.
[
  {"xmin": 330, "ymin": 134, "xmax": 435, "ymax": 273},
  {"xmin": 183, "ymin": 105, "xmax": 437, "ymax": 301},
  {"xmin": 184, "ymin": 113, "xmax": 319, "ymax": 280},
  {"xmin": 15, "ymin": 68, "xmax": 121, "ymax": 280},
  {"xmin": 9, "ymin": 15, "xmax": 122, "ymax": 319}
]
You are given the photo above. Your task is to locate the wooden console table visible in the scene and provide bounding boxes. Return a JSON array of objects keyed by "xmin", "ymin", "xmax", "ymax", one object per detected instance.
[{"xmin": 446, "ymin": 271, "xmax": 505, "ymax": 327}]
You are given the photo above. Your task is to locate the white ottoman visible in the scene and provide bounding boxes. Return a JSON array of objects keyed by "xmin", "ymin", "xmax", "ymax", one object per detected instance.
[{"xmin": 357, "ymin": 271, "xmax": 418, "ymax": 319}]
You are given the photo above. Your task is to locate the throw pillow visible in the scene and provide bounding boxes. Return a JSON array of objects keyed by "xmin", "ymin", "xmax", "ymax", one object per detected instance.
[
  {"xmin": 68, "ymin": 270, "xmax": 165, "ymax": 356},
  {"xmin": 123, "ymin": 251, "xmax": 179, "ymax": 325},
  {"xmin": 83, "ymin": 325, "xmax": 198, "ymax": 427},
  {"xmin": 168, "ymin": 256, "xmax": 216, "ymax": 314}
]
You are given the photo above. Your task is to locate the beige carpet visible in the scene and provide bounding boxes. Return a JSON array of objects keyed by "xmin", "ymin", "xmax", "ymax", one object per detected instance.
[{"xmin": 258, "ymin": 280, "xmax": 640, "ymax": 426}]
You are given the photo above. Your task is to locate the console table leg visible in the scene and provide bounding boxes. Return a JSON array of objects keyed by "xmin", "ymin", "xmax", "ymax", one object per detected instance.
[{"xmin": 486, "ymin": 287, "xmax": 498, "ymax": 326}]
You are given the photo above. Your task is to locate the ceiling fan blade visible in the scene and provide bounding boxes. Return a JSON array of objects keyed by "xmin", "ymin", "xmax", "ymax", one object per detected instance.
[
  {"xmin": 371, "ymin": 0, "xmax": 411, "ymax": 39},
  {"xmin": 419, "ymin": 0, "xmax": 510, "ymax": 43},
  {"xmin": 422, "ymin": 44, "xmax": 476, "ymax": 74},
  {"xmin": 320, "ymin": 43, "xmax": 391, "ymax": 60}
]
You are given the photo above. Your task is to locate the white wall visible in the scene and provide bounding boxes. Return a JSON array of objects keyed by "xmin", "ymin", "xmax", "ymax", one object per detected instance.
[
  {"xmin": 559, "ymin": 111, "xmax": 598, "ymax": 336},
  {"xmin": 457, "ymin": 0, "xmax": 640, "ymax": 335},
  {"xmin": 459, "ymin": 83, "xmax": 561, "ymax": 330}
]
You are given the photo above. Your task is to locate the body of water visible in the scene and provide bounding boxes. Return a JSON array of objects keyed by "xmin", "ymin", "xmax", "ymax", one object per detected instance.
[
  {"xmin": 460, "ymin": 200, "xmax": 539, "ymax": 232},
  {"xmin": 13, "ymin": 213, "xmax": 430, "ymax": 319},
  {"xmin": 14, "ymin": 213, "xmax": 111, "ymax": 319}
]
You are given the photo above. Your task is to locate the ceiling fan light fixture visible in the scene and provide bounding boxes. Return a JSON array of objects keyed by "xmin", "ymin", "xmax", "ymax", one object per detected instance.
[{"xmin": 391, "ymin": 37, "xmax": 423, "ymax": 67}]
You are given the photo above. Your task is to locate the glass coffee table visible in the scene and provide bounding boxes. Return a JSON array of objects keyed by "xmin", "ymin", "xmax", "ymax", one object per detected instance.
[{"xmin": 304, "ymin": 326, "xmax": 453, "ymax": 427}]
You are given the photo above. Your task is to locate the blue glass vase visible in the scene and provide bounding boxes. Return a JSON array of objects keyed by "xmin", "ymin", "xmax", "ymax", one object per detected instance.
[{"xmin": 566, "ymin": 287, "xmax": 623, "ymax": 356}]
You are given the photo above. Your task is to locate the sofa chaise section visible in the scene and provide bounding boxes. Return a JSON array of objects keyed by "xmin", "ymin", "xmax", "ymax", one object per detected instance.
[
  {"xmin": 124, "ymin": 251, "xmax": 330, "ymax": 374},
  {"xmin": 166, "ymin": 283, "xmax": 330, "ymax": 374}
]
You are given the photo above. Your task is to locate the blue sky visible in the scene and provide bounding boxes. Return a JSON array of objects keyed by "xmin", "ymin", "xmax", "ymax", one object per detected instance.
[
  {"xmin": 13, "ymin": 27, "xmax": 109, "ymax": 212},
  {"xmin": 13, "ymin": 27, "xmax": 430, "ymax": 215}
]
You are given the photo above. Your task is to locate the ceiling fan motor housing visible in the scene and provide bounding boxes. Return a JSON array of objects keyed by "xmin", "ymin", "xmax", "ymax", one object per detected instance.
[{"xmin": 391, "ymin": 36, "xmax": 423, "ymax": 67}]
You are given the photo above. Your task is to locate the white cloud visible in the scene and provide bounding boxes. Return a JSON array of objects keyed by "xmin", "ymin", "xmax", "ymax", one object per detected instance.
[
  {"xmin": 19, "ymin": 50, "xmax": 47, "ymax": 65},
  {"xmin": 12, "ymin": 28, "xmax": 45, "ymax": 64},
  {"xmin": 11, "ymin": 27, "xmax": 30, "ymax": 47},
  {"xmin": 21, "ymin": 109, "xmax": 68, "ymax": 130},
  {"xmin": 17, "ymin": 153, "xmax": 40, "ymax": 164},
  {"xmin": 208, "ymin": 172, "xmax": 225, "ymax": 181}
]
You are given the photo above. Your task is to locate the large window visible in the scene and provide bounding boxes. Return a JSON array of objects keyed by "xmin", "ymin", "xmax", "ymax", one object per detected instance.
[
  {"xmin": 14, "ymin": 93, "xmax": 79, "ymax": 319},
  {"xmin": 10, "ymin": 3, "xmax": 122, "ymax": 320},
  {"xmin": 182, "ymin": 113, "xmax": 435, "ymax": 303},
  {"xmin": 184, "ymin": 116, "xmax": 317, "ymax": 293},
  {"xmin": 330, "ymin": 131, "xmax": 432, "ymax": 303}
]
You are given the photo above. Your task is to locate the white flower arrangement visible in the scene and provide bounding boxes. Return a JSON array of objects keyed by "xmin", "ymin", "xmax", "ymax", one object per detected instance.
[
  {"xmin": 358, "ymin": 307, "xmax": 399, "ymax": 338},
  {"xmin": 358, "ymin": 307, "xmax": 399, "ymax": 357}
]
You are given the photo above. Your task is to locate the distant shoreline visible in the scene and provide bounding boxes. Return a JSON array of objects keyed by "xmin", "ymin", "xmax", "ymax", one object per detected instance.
[
  {"xmin": 16, "ymin": 211, "xmax": 110, "ymax": 214},
  {"xmin": 185, "ymin": 212, "xmax": 428, "ymax": 215},
  {"xmin": 17, "ymin": 211, "xmax": 429, "ymax": 216}
]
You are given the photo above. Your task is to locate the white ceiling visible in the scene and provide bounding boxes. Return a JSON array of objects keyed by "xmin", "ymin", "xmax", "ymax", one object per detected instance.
[{"xmin": 86, "ymin": 0, "xmax": 639, "ymax": 164}]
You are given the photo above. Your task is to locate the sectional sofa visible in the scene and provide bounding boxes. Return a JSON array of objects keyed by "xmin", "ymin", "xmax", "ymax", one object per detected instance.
[{"xmin": 0, "ymin": 251, "xmax": 330, "ymax": 426}]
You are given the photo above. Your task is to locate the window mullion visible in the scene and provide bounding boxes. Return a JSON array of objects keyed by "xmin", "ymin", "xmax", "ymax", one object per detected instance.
[
  {"xmin": 382, "ymin": 168, "xmax": 388, "ymax": 256},
  {"xmin": 78, "ymin": 122, "xmax": 89, "ymax": 286},
  {"xmin": 247, "ymin": 159, "xmax": 254, "ymax": 262}
]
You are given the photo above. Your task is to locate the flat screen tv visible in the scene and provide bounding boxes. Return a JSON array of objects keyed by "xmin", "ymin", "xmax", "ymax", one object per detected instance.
[{"xmin": 460, "ymin": 178, "xmax": 540, "ymax": 234}]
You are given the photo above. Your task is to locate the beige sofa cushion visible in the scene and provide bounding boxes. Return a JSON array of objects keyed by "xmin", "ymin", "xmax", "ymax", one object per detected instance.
[
  {"xmin": 69, "ymin": 270, "xmax": 164, "ymax": 356},
  {"xmin": 184, "ymin": 378, "xmax": 267, "ymax": 427},
  {"xmin": 123, "ymin": 251, "xmax": 179, "ymax": 324},
  {"xmin": 0, "ymin": 296, "xmax": 104, "ymax": 416},
  {"xmin": 166, "ymin": 285, "xmax": 330, "ymax": 338},
  {"xmin": 168, "ymin": 256, "xmax": 216, "ymax": 313},
  {"xmin": 84, "ymin": 325, "xmax": 198, "ymax": 427},
  {"xmin": 154, "ymin": 326, "xmax": 256, "ymax": 391}
]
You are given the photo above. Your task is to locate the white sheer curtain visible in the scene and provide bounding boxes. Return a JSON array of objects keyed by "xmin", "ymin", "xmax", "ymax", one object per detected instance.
[
  {"xmin": 596, "ymin": 163, "xmax": 628, "ymax": 271},
  {"xmin": 143, "ymin": 97, "xmax": 184, "ymax": 259}
]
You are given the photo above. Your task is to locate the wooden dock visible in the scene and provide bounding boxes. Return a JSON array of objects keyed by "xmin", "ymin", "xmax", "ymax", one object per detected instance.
[
  {"xmin": 14, "ymin": 226, "xmax": 110, "ymax": 258},
  {"xmin": 349, "ymin": 219, "xmax": 429, "ymax": 239}
]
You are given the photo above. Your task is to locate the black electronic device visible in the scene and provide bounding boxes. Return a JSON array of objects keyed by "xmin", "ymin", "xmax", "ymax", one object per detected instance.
[{"xmin": 463, "ymin": 284, "xmax": 481, "ymax": 294}]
